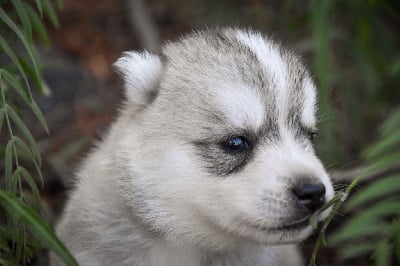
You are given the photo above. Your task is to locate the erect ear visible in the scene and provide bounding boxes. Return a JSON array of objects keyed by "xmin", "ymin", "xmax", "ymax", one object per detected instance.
[{"xmin": 113, "ymin": 51, "xmax": 162, "ymax": 108}]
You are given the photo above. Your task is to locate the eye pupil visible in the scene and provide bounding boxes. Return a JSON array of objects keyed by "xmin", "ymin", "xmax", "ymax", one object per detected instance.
[{"xmin": 223, "ymin": 136, "xmax": 250, "ymax": 152}]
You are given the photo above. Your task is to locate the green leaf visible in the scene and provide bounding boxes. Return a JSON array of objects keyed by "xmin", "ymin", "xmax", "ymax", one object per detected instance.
[
  {"xmin": 41, "ymin": 0, "xmax": 59, "ymax": 27},
  {"xmin": 15, "ymin": 225, "xmax": 25, "ymax": 263},
  {"xmin": 26, "ymin": 3, "xmax": 50, "ymax": 45},
  {"xmin": 0, "ymin": 191, "xmax": 78, "ymax": 266},
  {"xmin": 358, "ymin": 201, "xmax": 400, "ymax": 220},
  {"xmin": 10, "ymin": 0, "xmax": 33, "ymax": 42},
  {"xmin": 0, "ymin": 107, "xmax": 5, "ymax": 132},
  {"xmin": 330, "ymin": 220, "xmax": 388, "ymax": 244},
  {"xmin": 17, "ymin": 166, "xmax": 41, "ymax": 209},
  {"xmin": 31, "ymin": 100, "xmax": 49, "ymax": 133},
  {"xmin": 345, "ymin": 174, "xmax": 400, "ymax": 211},
  {"xmin": 14, "ymin": 135, "xmax": 40, "ymax": 167},
  {"xmin": 34, "ymin": 0, "xmax": 43, "ymax": 17},
  {"xmin": 364, "ymin": 151, "xmax": 400, "ymax": 175},
  {"xmin": 339, "ymin": 242, "xmax": 375, "ymax": 260},
  {"xmin": 5, "ymin": 139, "xmax": 14, "ymax": 182},
  {"xmin": 363, "ymin": 131, "xmax": 400, "ymax": 159},
  {"xmin": 0, "ymin": 69, "xmax": 49, "ymax": 132},
  {"xmin": 392, "ymin": 219, "xmax": 400, "ymax": 263},
  {"xmin": 0, "ymin": 35, "xmax": 31, "ymax": 92},
  {"xmin": 0, "ymin": 7, "xmax": 43, "ymax": 92},
  {"xmin": 10, "ymin": 168, "xmax": 21, "ymax": 195},
  {"xmin": 0, "ymin": 229, "xmax": 11, "ymax": 252},
  {"xmin": 310, "ymin": 192, "xmax": 343, "ymax": 229},
  {"xmin": 331, "ymin": 200, "xmax": 400, "ymax": 249},
  {"xmin": 0, "ymin": 69, "xmax": 32, "ymax": 105},
  {"xmin": 380, "ymin": 108, "xmax": 400, "ymax": 137},
  {"xmin": 6, "ymin": 105, "xmax": 40, "ymax": 163},
  {"xmin": 373, "ymin": 241, "xmax": 391, "ymax": 266},
  {"xmin": 18, "ymin": 56, "xmax": 50, "ymax": 96}
]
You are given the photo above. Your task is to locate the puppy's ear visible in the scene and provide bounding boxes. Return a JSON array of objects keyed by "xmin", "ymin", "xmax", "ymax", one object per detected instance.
[{"xmin": 113, "ymin": 51, "xmax": 162, "ymax": 108}]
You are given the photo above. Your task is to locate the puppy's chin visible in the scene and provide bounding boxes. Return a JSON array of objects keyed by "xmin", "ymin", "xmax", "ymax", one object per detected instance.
[
  {"xmin": 234, "ymin": 221, "xmax": 314, "ymax": 245},
  {"xmin": 261, "ymin": 223, "xmax": 314, "ymax": 244},
  {"xmin": 223, "ymin": 209, "xmax": 333, "ymax": 245}
]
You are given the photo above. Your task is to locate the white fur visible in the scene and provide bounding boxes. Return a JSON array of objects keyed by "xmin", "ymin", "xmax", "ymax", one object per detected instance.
[
  {"xmin": 52, "ymin": 29, "xmax": 334, "ymax": 266},
  {"xmin": 113, "ymin": 51, "xmax": 162, "ymax": 106},
  {"xmin": 216, "ymin": 84, "xmax": 265, "ymax": 131},
  {"xmin": 301, "ymin": 77, "xmax": 317, "ymax": 127},
  {"xmin": 235, "ymin": 30, "xmax": 289, "ymax": 126}
]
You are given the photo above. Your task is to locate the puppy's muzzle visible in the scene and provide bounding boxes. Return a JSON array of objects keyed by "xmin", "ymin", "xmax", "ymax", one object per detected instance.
[{"xmin": 293, "ymin": 183, "xmax": 326, "ymax": 213}]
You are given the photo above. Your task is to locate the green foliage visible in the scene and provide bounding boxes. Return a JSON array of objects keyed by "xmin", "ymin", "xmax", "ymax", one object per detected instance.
[
  {"xmin": 309, "ymin": 106, "xmax": 400, "ymax": 265},
  {"xmin": 329, "ymin": 107, "xmax": 400, "ymax": 265},
  {"xmin": 0, "ymin": 191, "xmax": 77, "ymax": 265},
  {"xmin": 0, "ymin": 0, "xmax": 76, "ymax": 265},
  {"xmin": 304, "ymin": 0, "xmax": 400, "ymax": 263},
  {"xmin": 309, "ymin": 0, "xmax": 400, "ymax": 165}
]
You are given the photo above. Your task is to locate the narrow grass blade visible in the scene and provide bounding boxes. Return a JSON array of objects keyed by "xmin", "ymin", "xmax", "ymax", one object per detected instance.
[
  {"xmin": 373, "ymin": 241, "xmax": 391, "ymax": 266},
  {"xmin": 0, "ymin": 35, "xmax": 31, "ymax": 92},
  {"xmin": 0, "ymin": 107, "xmax": 5, "ymax": 132},
  {"xmin": 26, "ymin": 3, "xmax": 50, "ymax": 45},
  {"xmin": 18, "ymin": 56, "xmax": 50, "ymax": 96},
  {"xmin": 363, "ymin": 151, "xmax": 400, "ymax": 175},
  {"xmin": 0, "ymin": 191, "xmax": 78, "ymax": 266},
  {"xmin": 34, "ymin": 0, "xmax": 43, "ymax": 17},
  {"xmin": 10, "ymin": 0, "xmax": 33, "ymax": 42},
  {"xmin": 330, "ymin": 220, "xmax": 387, "ymax": 244},
  {"xmin": 18, "ymin": 166, "xmax": 41, "ymax": 209},
  {"xmin": 14, "ymin": 135, "xmax": 40, "ymax": 167},
  {"xmin": 31, "ymin": 100, "xmax": 49, "ymax": 133},
  {"xmin": 15, "ymin": 225, "xmax": 25, "ymax": 263},
  {"xmin": 380, "ymin": 108, "xmax": 400, "ymax": 137},
  {"xmin": 363, "ymin": 131, "xmax": 400, "ymax": 159},
  {"xmin": 339, "ymin": 242, "xmax": 375, "ymax": 260},
  {"xmin": 0, "ymin": 69, "xmax": 31, "ymax": 104},
  {"xmin": 0, "ymin": 7, "xmax": 42, "ymax": 92},
  {"xmin": 392, "ymin": 219, "xmax": 400, "ymax": 263},
  {"xmin": 41, "ymin": 0, "xmax": 59, "ymax": 27},
  {"xmin": 0, "ymin": 69, "xmax": 49, "ymax": 133},
  {"xmin": 6, "ymin": 105, "xmax": 40, "ymax": 163},
  {"xmin": 345, "ymin": 174, "xmax": 400, "ymax": 210},
  {"xmin": 0, "ymin": 229, "xmax": 11, "ymax": 252},
  {"xmin": 5, "ymin": 139, "xmax": 14, "ymax": 181}
]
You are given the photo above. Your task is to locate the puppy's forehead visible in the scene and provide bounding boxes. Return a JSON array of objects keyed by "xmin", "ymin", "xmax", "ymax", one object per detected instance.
[{"xmin": 161, "ymin": 29, "xmax": 317, "ymax": 131}]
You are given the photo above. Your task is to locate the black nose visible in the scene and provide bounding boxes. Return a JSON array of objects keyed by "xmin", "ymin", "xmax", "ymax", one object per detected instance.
[{"xmin": 293, "ymin": 183, "xmax": 326, "ymax": 212}]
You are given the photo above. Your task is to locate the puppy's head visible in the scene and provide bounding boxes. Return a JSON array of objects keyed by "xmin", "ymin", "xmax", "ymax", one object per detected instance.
[{"xmin": 114, "ymin": 29, "xmax": 334, "ymax": 250}]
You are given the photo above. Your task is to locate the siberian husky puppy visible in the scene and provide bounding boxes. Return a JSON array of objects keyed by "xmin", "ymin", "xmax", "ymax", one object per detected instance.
[{"xmin": 51, "ymin": 28, "xmax": 334, "ymax": 266}]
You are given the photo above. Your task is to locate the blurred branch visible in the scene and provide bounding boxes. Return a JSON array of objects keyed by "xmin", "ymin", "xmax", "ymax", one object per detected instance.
[
  {"xmin": 123, "ymin": 0, "xmax": 160, "ymax": 52},
  {"xmin": 330, "ymin": 164, "xmax": 400, "ymax": 183}
]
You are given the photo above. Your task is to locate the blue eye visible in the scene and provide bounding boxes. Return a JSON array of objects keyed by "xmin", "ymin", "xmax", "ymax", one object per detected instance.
[{"xmin": 222, "ymin": 136, "xmax": 250, "ymax": 152}]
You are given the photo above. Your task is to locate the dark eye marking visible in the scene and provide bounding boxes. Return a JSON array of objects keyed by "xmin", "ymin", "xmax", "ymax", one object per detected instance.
[
  {"xmin": 308, "ymin": 130, "xmax": 317, "ymax": 142},
  {"xmin": 193, "ymin": 133, "xmax": 255, "ymax": 176},
  {"xmin": 303, "ymin": 127, "xmax": 318, "ymax": 142},
  {"xmin": 221, "ymin": 136, "xmax": 251, "ymax": 153}
]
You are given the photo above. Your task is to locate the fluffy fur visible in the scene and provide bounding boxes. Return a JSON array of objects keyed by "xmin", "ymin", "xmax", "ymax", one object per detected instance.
[{"xmin": 51, "ymin": 28, "xmax": 334, "ymax": 266}]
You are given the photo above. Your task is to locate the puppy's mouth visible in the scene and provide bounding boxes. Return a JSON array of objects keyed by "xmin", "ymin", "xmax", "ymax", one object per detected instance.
[
  {"xmin": 269, "ymin": 217, "xmax": 311, "ymax": 231},
  {"xmin": 249, "ymin": 216, "xmax": 311, "ymax": 233}
]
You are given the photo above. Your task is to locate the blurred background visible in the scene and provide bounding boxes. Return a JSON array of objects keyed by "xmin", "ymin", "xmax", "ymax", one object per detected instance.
[{"xmin": 1, "ymin": 0, "xmax": 399, "ymax": 265}]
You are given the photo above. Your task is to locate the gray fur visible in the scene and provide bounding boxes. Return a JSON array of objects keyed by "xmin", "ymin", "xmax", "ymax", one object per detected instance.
[{"xmin": 51, "ymin": 28, "xmax": 333, "ymax": 266}]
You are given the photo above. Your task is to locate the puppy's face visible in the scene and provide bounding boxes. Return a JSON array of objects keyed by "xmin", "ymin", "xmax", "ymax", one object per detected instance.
[{"xmin": 114, "ymin": 29, "xmax": 334, "ymax": 250}]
